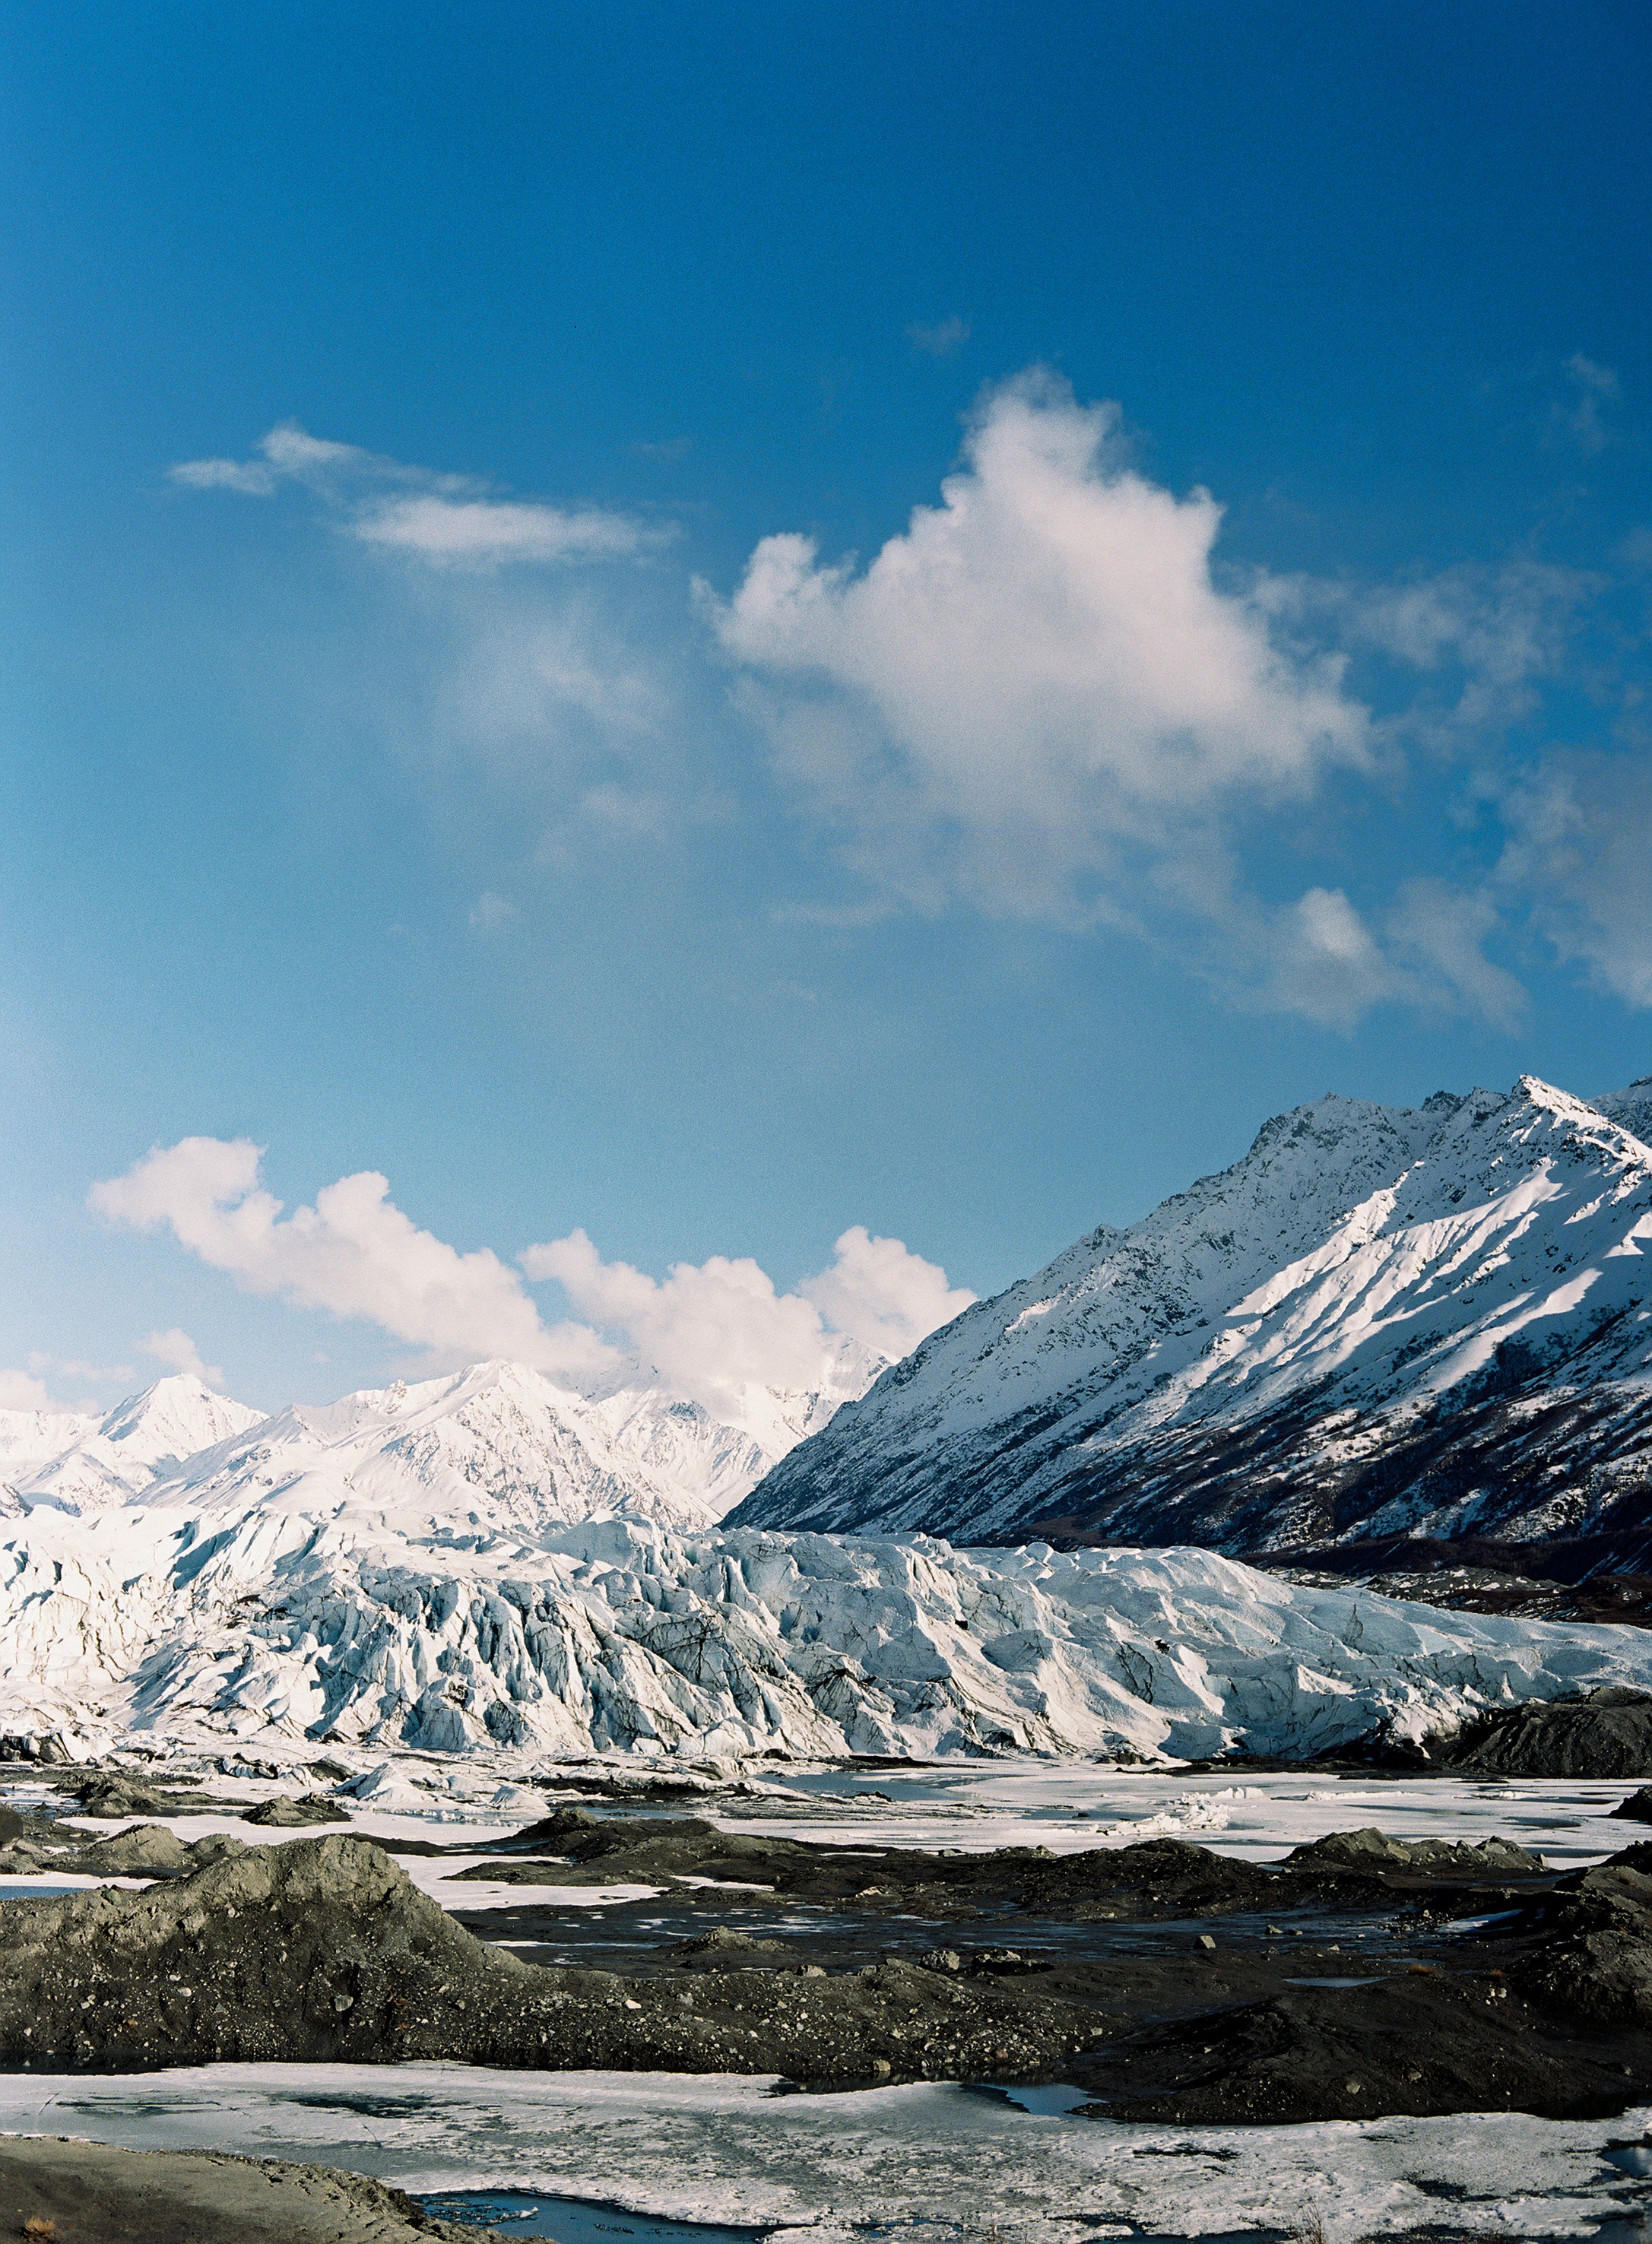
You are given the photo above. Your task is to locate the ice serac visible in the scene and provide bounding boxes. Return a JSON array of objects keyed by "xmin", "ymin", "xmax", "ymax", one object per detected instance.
[
  {"xmin": 732, "ymin": 1074, "xmax": 1652, "ymax": 1565},
  {"xmin": 7, "ymin": 1492, "xmax": 1652, "ymax": 1765}
]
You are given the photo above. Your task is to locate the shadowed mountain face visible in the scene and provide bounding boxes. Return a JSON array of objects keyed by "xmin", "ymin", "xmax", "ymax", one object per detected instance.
[{"xmin": 731, "ymin": 1075, "xmax": 1652, "ymax": 1569}]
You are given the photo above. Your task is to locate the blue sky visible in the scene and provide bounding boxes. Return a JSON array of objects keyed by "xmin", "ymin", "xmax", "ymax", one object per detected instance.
[{"xmin": 3, "ymin": 2, "xmax": 1650, "ymax": 1415}]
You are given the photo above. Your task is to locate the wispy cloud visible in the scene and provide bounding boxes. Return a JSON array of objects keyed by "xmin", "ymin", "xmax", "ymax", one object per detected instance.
[
  {"xmin": 468, "ymin": 889, "xmax": 519, "ymax": 933},
  {"xmin": 1559, "ymin": 352, "xmax": 1622, "ymax": 455},
  {"xmin": 1228, "ymin": 878, "xmax": 1527, "ymax": 1032},
  {"xmin": 1499, "ymin": 752, "xmax": 1652, "ymax": 1006},
  {"xmin": 171, "ymin": 421, "xmax": 654, "ymax": 570},
  {"xmin": 166, "ymin": 375, "xmax": 1645, "ymax": 1033},
  {"xmin": 143, "ymin": 1326, "xmax": 225, "ymax": 1390},
  {"xmin": 907, "ymin": 315, "xmax": 971, "ymax": 357}
]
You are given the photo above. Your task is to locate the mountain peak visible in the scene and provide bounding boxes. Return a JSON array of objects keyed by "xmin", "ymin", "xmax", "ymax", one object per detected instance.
[{"xmin": 733, "ymin": 1071, "xmax": 1652, "ymax": 1564}]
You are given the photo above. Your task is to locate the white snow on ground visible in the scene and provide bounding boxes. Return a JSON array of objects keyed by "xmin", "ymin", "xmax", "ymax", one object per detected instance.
[
  {"xmin": 3, "ymin": 2063, "xmax": 1648, "ymax": 2243},
  {"xmin": 6, "ymin": 1489, "xmax": 1652, "ymax": 1766}
]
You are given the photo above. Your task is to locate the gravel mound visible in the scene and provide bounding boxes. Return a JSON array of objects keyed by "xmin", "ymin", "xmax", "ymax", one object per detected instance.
[
  {"xmin": 78, "ymin": 1821, "xmax": 198, "ymax": 1877},
  {"xmin": 0, "ymin": 2135, "xmax": 505, "ymax": 2244},
  {"xmin": 69, "ymin": 1770, "xmax": 176, "ymax": 1818},
  {"xmin": 1441, "ymin": 1688, "xmax": 1652, "ymax": 1776},
  {"xmin": 1286, "ymin": 1828, "xmax": 1542, "ymax": 1872},
  {"xmin": 0, "ymin": 1833, "xmax": 1096, "ymax": 2081},
  {"xmin": 243, "ymin": 1793, "xmax": 350, "ymax": 1826}
]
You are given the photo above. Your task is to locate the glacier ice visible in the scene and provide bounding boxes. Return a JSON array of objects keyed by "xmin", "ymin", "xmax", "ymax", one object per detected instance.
[{"xmin": 5, "ymin": 1453, "xmax": 1652, "ymax": 1765}]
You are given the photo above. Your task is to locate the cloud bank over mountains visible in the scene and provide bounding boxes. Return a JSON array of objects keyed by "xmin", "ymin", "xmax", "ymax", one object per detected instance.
[
  {"xmin": 170, "ymin": 369, "xmax": 1647, "ymax": 1032},
  {"xmin": 86, "ymin": 1139, "xmax": 972, "ymax": 1415}
]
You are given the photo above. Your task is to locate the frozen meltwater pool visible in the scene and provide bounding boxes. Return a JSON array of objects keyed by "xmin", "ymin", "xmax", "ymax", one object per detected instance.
[
  {"xmin": 415, "ymin": 2191, "xmax": 768, "ymax": 2243},
  {"xmin": 684, "ymin": 1761, "xmax": 1652, "ymax": 1868},
  {"xmin": 4, "ymin": 2063, "xmax": 1652, "ymax": 2244}
]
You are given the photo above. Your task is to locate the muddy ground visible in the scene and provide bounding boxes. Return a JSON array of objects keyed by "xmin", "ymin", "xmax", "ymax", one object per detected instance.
[
  {"xmin": 6, "ymin": 1690, "xmax": 1652, "ymax": 2126},
  {"xmin": 8, "ymin": 1794, "xmax": 1652, "ymax": 2124}
]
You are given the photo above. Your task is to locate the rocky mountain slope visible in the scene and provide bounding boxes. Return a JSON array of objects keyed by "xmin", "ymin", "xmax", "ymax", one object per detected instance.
[{"xmin": 732, "ymin": 1075, "xmax": 1652, "ymax": 1568}]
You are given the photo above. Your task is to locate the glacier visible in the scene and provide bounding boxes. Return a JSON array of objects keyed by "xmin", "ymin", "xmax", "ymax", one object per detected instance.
[
  {"xmin": 734, "ymin": 1073, "xmax": 1652, "ymax": 1561},
  {"xmin": 6, "ymin": 1447, "xmax": 1652, "ymax": 1766}
]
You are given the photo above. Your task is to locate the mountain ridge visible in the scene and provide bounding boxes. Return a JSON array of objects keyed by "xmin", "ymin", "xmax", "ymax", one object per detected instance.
[
  {"xmin": 729, "ymin": 1073, "xmax": 1652, "ymax": 1564},
  {"xmin": 0, "ymin": 1355, "xmax": 882, "ymax": 1532}
]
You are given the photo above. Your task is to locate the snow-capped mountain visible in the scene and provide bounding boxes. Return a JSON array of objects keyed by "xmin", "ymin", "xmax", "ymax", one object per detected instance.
[
  {"xmin": 732, "ymin": 1075, "xmax": 1652, "ymax": 1566},
  {"xmin": 138, "ymin": 1360, "xmax": 768, "ymax": 1536},
  {"xmin": 0, "ymin": 1375, "xmax": 266, "ymax": 1516},
  {"xmin": 1, "ymin": 1353, "xmax": 882, "ymax": 1533}
]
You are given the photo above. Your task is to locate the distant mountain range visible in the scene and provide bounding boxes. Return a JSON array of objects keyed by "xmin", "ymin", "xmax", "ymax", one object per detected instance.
[
  {"xmin": 9, "ymin": 1070, "xmax": 1652, "ymax": 1580},
  {"xmin": 0, "ymin": 1349, "xmax": 881, "ymax": 1534},
  {"xmin": 7, "ymin": 1073, "xmax": 1652, "ymax": 1768},
  {"xmin": 731, "ymin": 1074, "xmax": 1652, "ymax": 1575}
]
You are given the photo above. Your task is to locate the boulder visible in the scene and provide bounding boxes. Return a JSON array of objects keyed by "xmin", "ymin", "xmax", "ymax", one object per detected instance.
[{"xmin": 1286, "ymin": 1827, "xmax": 1542, "ymax": 1872}]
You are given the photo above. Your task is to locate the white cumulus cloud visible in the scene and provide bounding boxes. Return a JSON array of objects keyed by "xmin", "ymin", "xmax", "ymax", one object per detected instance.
[
  {"xmin": 90, "ymin": 1139, "xmax": 613, "ymax": 1383},
  {"xmin": 522, "ymin": 1225, "xmax": 972, "ymax": 1418},
  {"xmin": 799, "ymin": 1225, "xmax": 974, "ymax": 1357},
  {"xmin": 90, "ymin": 1143, "xmax": 970, "ymax": 1418},
  {"xmin": 707, "ymin": 369, "xmax": 1368, "ymax": 922},
  {"xmin": 0, "ymin": 1368, "xmax": 55, "ymax": 1412}
]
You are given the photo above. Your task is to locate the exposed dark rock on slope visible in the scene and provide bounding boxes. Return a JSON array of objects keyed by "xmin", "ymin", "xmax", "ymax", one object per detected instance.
[
  {"xmin": 734, "ymin": 1076, "xmax": 1652, "ymax": 1568},
  {"xmin": 1437, "ymin": 1689, "xmax": 1652, "ymax": 1777}
]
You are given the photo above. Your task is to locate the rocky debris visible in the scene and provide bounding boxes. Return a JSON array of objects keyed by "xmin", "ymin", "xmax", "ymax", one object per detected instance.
[
  {"xmin": 1438, "ymin": 1688, "xmax": 1652, "ymax": 1776},
  {"xmin": 1067, "ymin": 1967, "xmax": 1624, "ymax": 2126},
  {"xmin": 77, "ymin": 1821, "xmax": 196, "ymax": 1878},
  {"xmin": 0, "ymin": 2135, "xmax": 506, "ymax": 2244},
  {"xmin": 463, "ymin": 1818, "xmax": 1541, "ymax": 1923},
  {"xmin": 1510, "ymin": 1844, "xmax": 1652, "ymax": 2028},
  {"xmin": 0, "ymin": 1834, "xmax": 1098, "ymax": 2082},
  {"xmin": 1286, "ymin": 1828, "xmax": 1543, "ymax": 1873},
  {"xmin": 670, "ymin": 1926, "xmax": 798, "ymax": 1968},
  {"xmin": 1612, "ymin": 1786, "xmax": 1652, "ymax": 1821},
  {"xmin": 69, "ymin": 1770, "xmax": 174, "ymax": 1818},
  {"xmin": 14, "ymin": 1817, "xmax": 1652, "ymax": 2125},
  {"xmin": 243, "ymin": 1793, "xmax": 351, "ymax": 1827}
]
